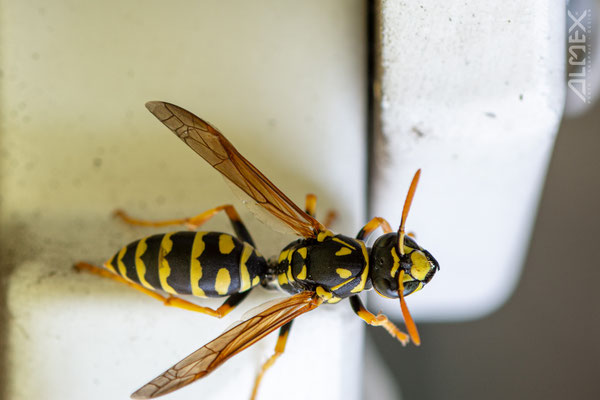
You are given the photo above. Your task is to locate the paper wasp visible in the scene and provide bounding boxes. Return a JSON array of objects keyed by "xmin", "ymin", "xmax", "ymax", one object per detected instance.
[{"xmin": 75, "ymin": 101, "xmax": 439, "ymax": 399}]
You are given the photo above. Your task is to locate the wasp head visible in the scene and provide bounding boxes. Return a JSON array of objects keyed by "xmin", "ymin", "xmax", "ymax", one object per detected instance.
[{"xmin": 369, "ymin": 232, "xmax": 439, "ymax": 299}]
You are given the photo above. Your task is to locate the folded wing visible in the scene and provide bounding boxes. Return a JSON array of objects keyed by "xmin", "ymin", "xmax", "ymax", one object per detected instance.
[
  {"xmin": 145, "ymin": 101, "xmax": 325, "ymax": 238},
  {"xmin": 131, "ymin": 291, "xmax": 321, "ymax": 399}
]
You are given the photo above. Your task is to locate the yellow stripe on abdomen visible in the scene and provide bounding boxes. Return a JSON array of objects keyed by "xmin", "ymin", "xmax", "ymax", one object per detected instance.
[
  {"xmin": 215, "ymin": 268, "xmax": 231, "ymax": 295},
  {"xmin": 158, "ymin": 233, "xmax": 177, "ymax": 294},
  {"xmin": 104, "ymin": 253, "xmax": 117, "ymax": 274},
  {"xmin": 190, "ymin": 232, "xmax": 207, "ymax": 298},
  {"xmin": 116, "ymin": 246, "xmax": 131, "ymax": 282},
  {"xmin": 135, "ymin": 237, "xmax": 153, "ymax": 289},
  {"xmin": 219, "ymin": 234, "xmax": 235, "ymax": 254}
]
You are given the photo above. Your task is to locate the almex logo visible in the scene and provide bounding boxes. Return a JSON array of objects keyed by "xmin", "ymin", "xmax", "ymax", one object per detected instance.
[{"xmin": 567, "ymin": 9, "xmax": 592, "ymax": 104}]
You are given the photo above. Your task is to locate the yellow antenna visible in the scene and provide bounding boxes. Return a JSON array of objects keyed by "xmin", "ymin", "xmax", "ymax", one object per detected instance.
[
  {"xmin": 398, "ymin": 169, "xmax": 421, "ymax": 255},
  {"xmin": 398, "ymin": 270, "xmax": 421, "ymax": 345}
]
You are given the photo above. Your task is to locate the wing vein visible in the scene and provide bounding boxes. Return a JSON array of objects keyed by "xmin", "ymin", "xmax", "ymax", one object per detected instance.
[
  {"xmin": 131, "ymin": 292, "xmax": 321, "ymax": 399},
  {"xmin": 145, "ymin": 101, "xmax": 325, "ymax": 238}
]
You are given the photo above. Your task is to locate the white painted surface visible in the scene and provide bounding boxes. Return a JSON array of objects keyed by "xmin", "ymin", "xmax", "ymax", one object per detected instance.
[
  {"xmin": 1, "ymin": 1, "xmax": 367, "ymax": 399},
  {"xmin": 369, "ymin": 1, "xmax": 566, "ymax": 321}
]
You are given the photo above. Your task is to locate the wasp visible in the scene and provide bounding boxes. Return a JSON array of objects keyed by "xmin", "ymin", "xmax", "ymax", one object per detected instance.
[{"xmin": 75, "ymin": 101, "xmax": 440, "ymax": 399}]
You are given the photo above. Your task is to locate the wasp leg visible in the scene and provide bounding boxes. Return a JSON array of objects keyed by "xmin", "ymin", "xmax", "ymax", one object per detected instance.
[
  {"xmin": 250, "ymin": 321, "xmax": 294, "ymax": 400},
  {"xmin": 114, "ymin": 204, "xmax": 255, "ymax": 246},
  {"xmin": 305, "ymin": 194, "xmax": 337, "ymax": 228},
  {"xmin": 349, "ymin": 295, "xmax": 409, "ymax": 345},
  {"xmin": 356, "ymin": 217, "xmax": 393, "ymax": 241},
  {"xmin": 304, "ymin": 194, "xmax": 318, "ymax": 217},
  {"xmin": 74, "ymin": 262, "xmax": 249, "ymax": 318},
  {"xmin": 322, "ymin": 210, "xmax": 337, "ymax": 228}
]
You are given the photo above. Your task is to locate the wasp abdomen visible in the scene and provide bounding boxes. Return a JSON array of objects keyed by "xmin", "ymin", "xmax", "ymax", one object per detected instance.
[
  {"xmin": 104, "ymin": 231, "xmax": 266, "ymax": 298},
  {"xmin": 275, "ymin": 232, "xmax": 371, "ymax": 303}
]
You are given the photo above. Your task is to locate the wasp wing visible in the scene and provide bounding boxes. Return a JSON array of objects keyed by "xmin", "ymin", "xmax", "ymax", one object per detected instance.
[
  {"xmin": 145, "ymin": 101, "xmax": 324, "ymax": 238},
  {"xmin": 130, "ymin": 291, "xmax": 321, "ymax": 399}
]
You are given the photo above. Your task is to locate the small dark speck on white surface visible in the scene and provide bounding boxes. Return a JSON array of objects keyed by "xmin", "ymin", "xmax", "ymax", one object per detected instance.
[{"xmin": 411, "ymin": 126, "xmax": 425, "ymax": 138}]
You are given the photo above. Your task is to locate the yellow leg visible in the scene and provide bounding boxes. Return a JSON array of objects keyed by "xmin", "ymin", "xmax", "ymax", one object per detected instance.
[
  {"xmin": 398, "ymin": 270, "xmax": 421, "ymax": 346},
  {"xmin": 349, "ymin": 295, "xmax": 409, "ymax": 345},
  {"xmin": 250, "ymin": 321, "xmax": 293, "ymax": 400},
  {"xmin": 305, "ymin": 194, "xmax": 318, "ymax": 217},
  {"xmin": 74, "ymin": 262, "xmax": 243, "ymax": 318},
  {"xmin": 114, "ymin": 204, "xmax": 241, "ymax": 230},
  {"xmin": 305, "ymin": 193, "xmax": 337, "ymax": 228},
  {"xmin": 356, "ymin": 217, "xmax": 393, "ymax": 241},
  {"xmin": 114, "ymin": 204, "xmax": 255, "ymax": 246},
  {"xmin": 322, "ymin": 210, "xmax": 337, "ymax": 228}
]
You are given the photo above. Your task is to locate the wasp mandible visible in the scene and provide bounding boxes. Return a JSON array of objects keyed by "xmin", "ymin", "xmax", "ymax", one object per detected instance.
[{"xmin": 75, "ymin": 102, "xmax": 440, "ymax": 399}]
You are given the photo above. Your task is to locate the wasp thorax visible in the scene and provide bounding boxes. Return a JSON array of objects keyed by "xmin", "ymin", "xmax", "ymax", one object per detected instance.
[{"xmin": 369, "ymin": 232, "xmax": 439, "ymax": 299}]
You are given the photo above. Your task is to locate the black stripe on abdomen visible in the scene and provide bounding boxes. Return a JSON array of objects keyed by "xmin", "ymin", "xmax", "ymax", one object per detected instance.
[{"xmin": 163, "ymin": 231, "xmax": 195, "ymax": 294}]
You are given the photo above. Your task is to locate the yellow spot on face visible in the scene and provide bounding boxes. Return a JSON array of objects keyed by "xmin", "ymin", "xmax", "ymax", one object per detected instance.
[
  {"xmin": 410, "ymin": 251, "xmax": 431, "ymax": 281},
  {"xmin": 239, "ymin": 243, "xmax": 253, "ymax": 292},
  {"xmin": 116, "ymin": 246, "xmax": 128, "ymax": 279},
  {"xmin": 278, "ymin": 273, "xmax": 289, "ymax": 286},
  {"xmin": 317, "ymin": 230, "xmax": 334, "ymax": 242},
  {"xmin": 190, "ymin": 232, "xmax": 207, "ymax": 298},
  {"xmin": 159, "ymin": 233, "xmax": 177, "ymax": 294},
  {"xmin": 219, "ymin": 234, "xmax": 235, "ymax": 254},
  {"xmin": 336, "ymin": 268, "xmax": 352, "ymax": 278},
  {"xmin": 328, "ymin": 296, "xmax": 342, "ymax": 304},
  {"xmin": 297, "ymin": 247, "xmax": 308, "ymax": 259},
  {"xmin": 390, "ymin": 247, "xmax": 400, "ymax": 277},
  {"xmin": 332, "ymin": 237, "xmax": 356, "ymax": 250},
  {"xmin": 287, "ymin": 264, "xmax": 295, "ymax": 282},
  {"xmin": 351, "ymin": 242, "xmax": 370, "ymax": 293},
  {"xmin": 335, "ymin": 247, "xmax": 352, "ymax": 256},
  {"xmin": 135, "ymin": 237, "xmax": 153, "ymax": 289},
  {"xmin": 252, "ymin": 276, "xmax": 260, "ymax": 286},
  {"xmin": 215, "ymin": 268, "xmax": 231, "ymax": 295},
  {"xmin": 316, "ymin": 286, "xmax": 332, "ymax": 301},
  {"xmin": 297, "ymin": 265, "xmax": 307, "ymax": 280}
]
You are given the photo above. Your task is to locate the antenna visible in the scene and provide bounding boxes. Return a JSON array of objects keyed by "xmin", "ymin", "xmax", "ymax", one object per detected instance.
[
  {"xmin": 398, "ymin": 270, "xmax": 421, "ymax": 345},
  {"xmin": 398, "ymin": 169, "xmax": 421, "ymax": 255}
]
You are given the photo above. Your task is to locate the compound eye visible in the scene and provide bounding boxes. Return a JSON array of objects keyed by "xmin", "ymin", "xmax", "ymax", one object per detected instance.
[
  {"xmin": 373, "ymin": 277, "xmax": 398, "ymax": 299},
  {"xmin": 402, "ymin": 280, "xmax": 423, "ymax": 296}
]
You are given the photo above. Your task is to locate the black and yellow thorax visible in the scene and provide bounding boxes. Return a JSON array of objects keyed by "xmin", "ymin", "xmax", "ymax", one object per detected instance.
[
  {"xmin": 274, "ymin": 231, "xmax": 370, "ymax": 304},
  {"xmin": 104, "ymin": 231, "xmax": 266, "ymax": 298}
]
